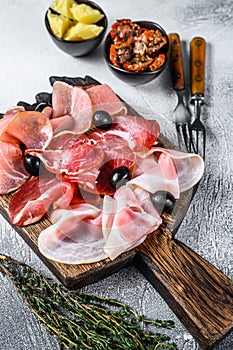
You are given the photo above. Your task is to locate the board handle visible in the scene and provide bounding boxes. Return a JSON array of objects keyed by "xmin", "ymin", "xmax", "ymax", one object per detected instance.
[
  {"xmin": 168, "ymin": 33, "xmax": 185, "ymax": 90},
  {"xmin": 190, "ymin": 36, "xmax": 206, "ymax": 96},
  {"xmin": 135, "ymin": 229, "xmax": 233, "ymax": 350}
]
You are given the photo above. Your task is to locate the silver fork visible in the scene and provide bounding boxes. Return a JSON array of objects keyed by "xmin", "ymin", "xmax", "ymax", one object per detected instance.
[{"xmin": 169, "ymin": 33, "xmax": 192, "ymax": 151}]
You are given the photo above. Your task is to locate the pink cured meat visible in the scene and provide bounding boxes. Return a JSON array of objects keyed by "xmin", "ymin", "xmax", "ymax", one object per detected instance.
[
  {"xmin": 50, "ymin": 115, "xmax": 75, "ymax": 134},
  {"xmin": 38, "ymin": 203, "xmax": 107, "ymax": 264},
  {"xmin": 142, "ymin": 147, "xmax": 205, "ymax": 194},
  {"xmin": 9, "ymin": 172, "xmax": 74, "ymax": 226},
  {"xmin": 26, "ymin": 135, "xmax": 105, "ymax": 176},
  {"xmin": 52, "ymin": 82, "xmax": 72, "ymax": 118},
  {"xmin": 103, "ymin": 186, "xmax": 162, "ymax": 260},
  {"xmin": 103, "ymin": 115, "xmax": 160, "ymax": 152},
  {"xmin": 51, "ymin": 82, "xmax": 92, "ymax": 134},
  {"xmin": 128, "ymin": 153, "xmax": 180, "ymax": 199},
  {"xmin": 0, "ymin": 142, "xmax": 29, "ymax": 194},
  {"xmin": 0, "ymin": 110, "xmax": 53, "ymax": 194},
  {"xmin": 0, "ymin": 111, "xmax": 53, "ymax": 149},
  {"xmin": 86, "ymin": 84, "xmax": 127, "ymax": 115},
  {"xmin": 2, "ymin": 106, "xmax": 25, "ymax": 119}
]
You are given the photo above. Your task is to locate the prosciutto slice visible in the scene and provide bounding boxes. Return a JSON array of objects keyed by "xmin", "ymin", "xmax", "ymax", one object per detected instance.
[
  {"xmin": 51, "ymin": 81, "xmax": 92, "ymax": 134},
  {"xmin": 0, "ymin": 111, "xmax": 53, "ymax": 149},
  {"xmin": 0, "ymin": 111, "xmax": 53, "ymax": 194},
  {"xmin": 142, "ymin": 147, "xmax": 205, "ymax": 193},
  {"xmin": 26, "ymin": 134, "xmax": 104, "ymax": 176},
  {"xmin": 38, "ymin": 204, "xmax": 107, "ymax": 264},
  {"xmin": 101, "ymin": 115, "xmax": 160, "ymax": 152},
  {"xmin": 0, "ymin": 142, "xmax": 29, "ymax": 194},
  {"xmin": 2, "ymin": 106, "xmax": 25, "ymax": 119},
  {"xmin": 128, "ymin": 152, "xmax": 180, "ymax": 198},
  {"xmin": 103, "ymin": 186, "xmax": 162, "ymax": 260},
  {"xmin": 9, "ymin": 172, "xmax": 74, "ymax": 226},
  {"xmin": 86, "ymin": 84, "xmax": 127, "ymax": 116}
]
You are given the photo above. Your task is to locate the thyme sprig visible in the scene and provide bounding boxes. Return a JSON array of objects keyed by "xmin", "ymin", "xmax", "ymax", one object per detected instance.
[{"xmin": 0, "ymin": 254, "xmax": 177, "ymax": 349}]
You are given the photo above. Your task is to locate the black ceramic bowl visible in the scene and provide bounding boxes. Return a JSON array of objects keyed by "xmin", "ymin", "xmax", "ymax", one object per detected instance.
[
  {"xmin": 45, "ymin": 0, "xmax": 108, "ymax": 57},
  {"xmin": 104, "ymin": 20, "xmax": 169, "ymax": 85}
]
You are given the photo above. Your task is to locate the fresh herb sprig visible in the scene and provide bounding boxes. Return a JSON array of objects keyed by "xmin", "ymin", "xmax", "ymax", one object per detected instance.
[{"xmin": 0, "ymin": 254, "xmax": 177, "ymax": 349}]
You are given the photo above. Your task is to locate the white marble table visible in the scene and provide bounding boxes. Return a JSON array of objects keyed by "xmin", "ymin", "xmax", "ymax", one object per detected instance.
[{"xmin": 0, "ymin": 0, "xmax": 232, "ymax": 349}]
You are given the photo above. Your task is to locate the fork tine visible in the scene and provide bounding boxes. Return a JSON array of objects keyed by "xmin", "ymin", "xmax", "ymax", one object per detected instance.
[
  {"xmin": 191, "ymin": 125, "xmax": 206, "ymax": 160},
  {"xmin": 176, "ymin": 124, "xmax": 183, "ymax": 149},
  {"xmin": 176, "ymin": 123, "xmax": 192, "ymax": 152},
  {"xmin": 181, "ymin": 124, "xmax": 191, "ymax": 151},
  {"xmin": 203, "ymin": 128, "xmax": 206, "ymax": 160}
]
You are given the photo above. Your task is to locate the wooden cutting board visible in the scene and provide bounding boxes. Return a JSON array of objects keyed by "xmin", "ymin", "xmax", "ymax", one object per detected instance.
[{"xmin": 0, "ymin": 76, "xmax": 233, "ymax": 350}]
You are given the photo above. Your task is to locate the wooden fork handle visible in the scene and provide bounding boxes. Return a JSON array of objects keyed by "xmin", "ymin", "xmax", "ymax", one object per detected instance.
[
  {"xmin": 168, "ymin": 33, "xmax": 185, "ymax": 90},
  {"xmin": 190, "ymin": 37, "xmax": 206, "ymax": 96},
  {"xmin": 136, "ymin": 229, "xmax": 233, "ymax": 350}
]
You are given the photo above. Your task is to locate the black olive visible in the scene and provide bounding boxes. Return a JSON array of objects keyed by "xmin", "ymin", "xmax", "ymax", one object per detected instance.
[
  {"xmin": 150, "ymin": 190, "xmax": 176, "ymax": 214},
  {"xmin": 109, "ymin": 166, "xmax": 132, "ymax": 189},
  {"xmin": 35, "ymin": 102, "xmax": 48, "ymax": 112},
  {"xmin": 92, "ymin": 110, "xmax": 112, "ymax": 130},
  {"xmin": 24, "ymin": 154, "xmax": 42, "ymax": 176}
]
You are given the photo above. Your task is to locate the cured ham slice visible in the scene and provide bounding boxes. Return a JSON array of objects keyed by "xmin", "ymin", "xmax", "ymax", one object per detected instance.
[
  {"xmin": 52, "ymin": 81, "xmax": 72, "ymax": 118},
  {"xmin": 0, "ymin": 111, "xmax": 53, "ymax": 149},
  {"xmin": 0, "ymin": 110, "xmax": 53, "ymax": 194},
  {"xmin": 128, "ymin": 153, "xmax": 180, "ymax": 199},
  {"xmin": 86, "ymin": 84, "xmax": 127, "ymax": 115},
  {"xmin": 38, "ymin": 204, "xmax": 107, "ymax": 264},
  {"xmin": 103, "ymin": 186, "xmax": 162, "ymax": 260},
  {"xmin": 2, "ymin": 106, "xmax": 25, "ymax": 119},
  {"xmin": 50, "ymin": 115, "xmax": 74, "ymax": 134},
  {"xmin": 105, "ymin": 115, "xmax": 160, "ymax": 151},
  {"xmin": 142, "ymin": 147, "xmax": 205, "ymax": 193},
  {"xmin": 26, "ymin": 135, "xmax": 104, "ymax": 176},
  {"xmin": 0, "ymin": 142, "xmax": 29, "ymax": 194},
  {"xmin": 51, "ymin": 82, "xmax": 92, "ymax": 134},
  {"xmin": 9, "ymin": 173, "xmax": 74, "ymax": 226}
]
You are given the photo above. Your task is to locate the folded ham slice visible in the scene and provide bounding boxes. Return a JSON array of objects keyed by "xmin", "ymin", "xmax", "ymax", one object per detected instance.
[
  {"xmin": 51, "ymin": 82, "xmax": 92, "ymax": 134},
  {"xmin": 9, "ymin": 172, "xmax": 74, "ymax": 226},
  {"xmin": 128, "ymin": 153, "xmax": 180, "ymax": 199},
  {"xmin": 37, "ymin": 185, "xmax": 162, "ymax": 264},
  {"xmin": 86, "ymin": 84, "xmax": 127, "ymax": 116},
  {"xmin": 26, "ymin": 134, "xmax": 105, "ymax": 177},
  {"xmin": 0, "ymin": 142, "xmax": 29, "ymax": 194},
  {"xmin": 0, "ymin": 111, "xmax": 53, "ymax": 194},
  {"xmin": 0, "ymin": 111, "xmax": 53, "ymax": 149},
  {"xmin": 103, "ymin": 186, "xmax": 162, "ymax": 260},
  {"xmin": 102, "ymin": 115, "xmax": 160, "ymax": 152},
  {"xmin": 38, "ymin": 203, "xmax": 107, "ymax": 264},
  {"xmin": 140, "ymin": 147, "xmax": 205, "ymax": 193}
]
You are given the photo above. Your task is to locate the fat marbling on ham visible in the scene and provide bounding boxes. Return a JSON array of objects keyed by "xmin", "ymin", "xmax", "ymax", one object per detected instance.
[{"xmin": 0, "ymin": 81, "xmax": 205, "ymax": 264}]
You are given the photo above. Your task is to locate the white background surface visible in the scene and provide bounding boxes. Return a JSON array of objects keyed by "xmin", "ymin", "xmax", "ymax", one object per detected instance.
[{"xmin": 0, "ymin": 0, "xmax": 233, "ymax": 349}]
